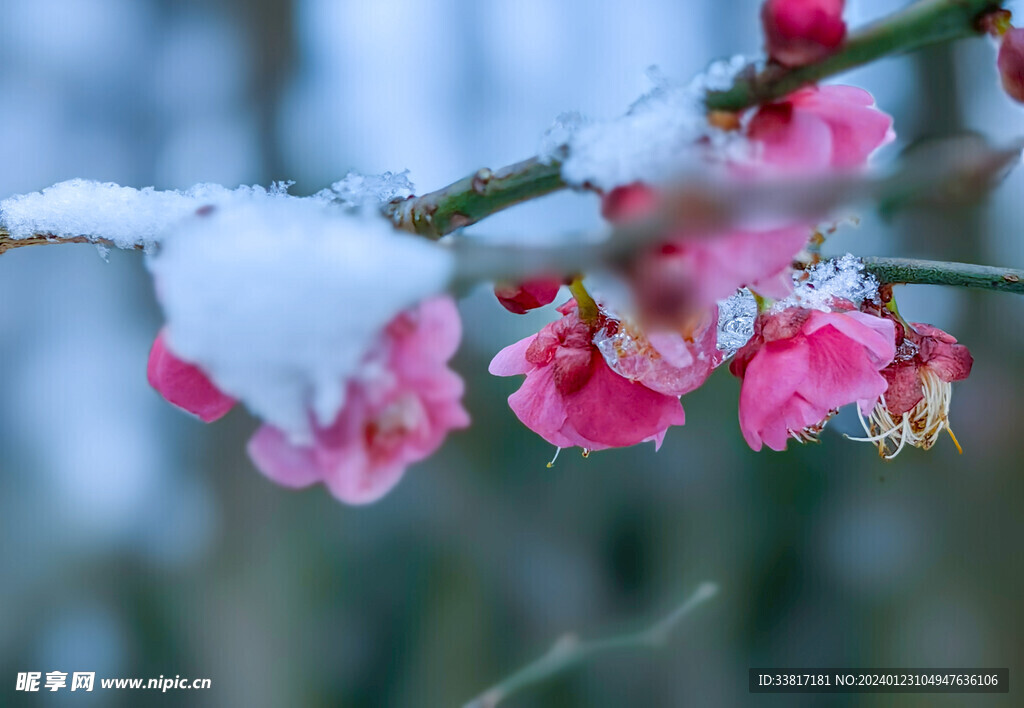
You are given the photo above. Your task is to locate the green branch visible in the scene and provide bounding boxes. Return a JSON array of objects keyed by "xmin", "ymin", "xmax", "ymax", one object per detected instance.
[
  {"xmin": 451, "ymin": 138, "xmax": 1021, "ymax": 284},
  {"xmin": 385, "ymin": 0, "xmax": 1005, "ymax": 239},
  {"xmin": 863, "ymin": 257, "xmax": 1024, "ymax": 294},
  {"xmin": 706, "ymin": 0, "xmax": 1003, "ymax": 111},
  {"xmin": 385, "ymin": 157, "xmax": 566, "ymax": 240},
  {"xmin": 463, "ymin": 582, "xmax": 719, "ymax": 708}
]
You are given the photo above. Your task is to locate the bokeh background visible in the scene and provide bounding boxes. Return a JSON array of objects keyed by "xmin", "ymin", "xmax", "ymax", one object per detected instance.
[{"xmin": 1, "ymin": 0, "xmax": 1022, "ymax": 706}]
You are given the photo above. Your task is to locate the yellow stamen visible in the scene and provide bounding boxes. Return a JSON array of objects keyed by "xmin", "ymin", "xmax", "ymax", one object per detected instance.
[
  {"xmin": 787, "ymin": 410, "xmax": 837, "ymax": 445},
  {"xmin": 946, "ymin": 426, "xmax": 963, "ymax": 455},
  {"xmin": 846, "ymin": 369, "xmax": 963, "ymax": 458}
]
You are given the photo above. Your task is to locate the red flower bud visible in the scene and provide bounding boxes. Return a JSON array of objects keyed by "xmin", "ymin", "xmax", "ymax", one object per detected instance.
[
  {"xmin": 762, "ymin": 0, "xmax": 846, "ymax": 67},
  {"xmin": 494, "ymin": 278, "xmax": 562, "ymax": 314},
  {"xmin": 998, "ymin": 27, "xmax": 1024, "ymax": 104}
]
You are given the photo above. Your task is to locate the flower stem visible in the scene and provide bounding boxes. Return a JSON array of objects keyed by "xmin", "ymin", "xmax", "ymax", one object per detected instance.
[
  {"xmin": 706, "ymin": 0, "xmax": 1003, "ymax": 111},
  {"xmin": 568, "ymin": 276, "xmax": 600, "ymax": 324},
  {"xmin": 862, "ymin": 256, "xmax": 1024, "ymax": 294},
  {"xmin": 462, "ymin": 582, "xmax": 719, "ymax": 708}
]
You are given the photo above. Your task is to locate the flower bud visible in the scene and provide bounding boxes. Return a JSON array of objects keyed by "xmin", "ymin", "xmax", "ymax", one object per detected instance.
[
  {"xmin": 998, "ymin": 27, "xmax": 1024, "ymax": 104},
  {"xmin": 762, "ymin": 0, "xmax": 846, "ymax": 67},
  {"xmin": 494, "ymin": 278, "xmax": 562, "ymax": 314}
]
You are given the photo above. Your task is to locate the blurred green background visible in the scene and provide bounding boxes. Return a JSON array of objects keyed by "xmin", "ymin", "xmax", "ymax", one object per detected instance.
[{"xmin": 1, "ymin": 0, "xmax": 1022, "ymax": 706}]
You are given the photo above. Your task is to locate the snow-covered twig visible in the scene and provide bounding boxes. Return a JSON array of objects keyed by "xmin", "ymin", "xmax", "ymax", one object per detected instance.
[
  {"xmin": 4, "ymin": 136, "xmax": 1020, "ymax": 292},
  {"xmin": 385, "ymin": 0, "xmax": 1004, "ymax": 239},
  {"xmin": 0, "ymin": 234, "xmax": 133, "ymax": 255},
  {"xmin": 453, "ymin": 137, "xmax": 1024, "ymax": 285}
]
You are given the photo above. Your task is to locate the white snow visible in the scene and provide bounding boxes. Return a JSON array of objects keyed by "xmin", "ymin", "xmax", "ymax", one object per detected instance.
[
  {"xmin": 1, "ymin": 175, "xmax": 457, "ymax": 441},
  {"xmin": 772, "ymin": 254, "xmax": 879, "ymax": 313},
  {"xmin": 0, "ymin": 174, "xmax": 417, "ymax": 252},
  {"xmin": 716, "ymin": 257, "xmax": 880, "ymax": 355},
  {"xmin": 0, "ymin": 178, "xmax": 297, "ymax": 249},
  {"xmin": 315, "ymin": 170, "xmax": 414, "ymax": 207},
  {"xmin": 147, "ymin": 197, "xmax": 455, "ymax": 442},
  {"xmin": 552, "ymin": 59, "xmax": 753, "ymax": 190}
]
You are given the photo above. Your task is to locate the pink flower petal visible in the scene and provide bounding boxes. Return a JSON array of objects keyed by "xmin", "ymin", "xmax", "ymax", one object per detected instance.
[
  {"xmin": 791, "ymin": 86, "xmax": 894, "ymax": 168},
  {"xmin": 247, "ymin": 425, "xmax": 323, "ymax": 488},
  {"xmin": 803, "ymin": 310, "xmax": 895, "ymax": 368},
  {"xmin": 507, "ymin": 365, "xmax": 575, "ymax": 448},
  {"xmin": 737, "ymin": 338, "xmax": 810, "ymax": 451},
  {"xmin": 147, "ymin": 329, "xmax": 235, "ymax": 422},
  {"xmin": 564, "ymin": 359, "xmax": 685, "ymax": 448},
  {"xmin": 749, "ymin": 102, "xmax": 834, "ymax": 171},
  {"xmin": 879, "ymin": 363, "xmax": 923, "ymax": 417},
  {"xmin": 488, "ymin": 335, "xmax": 537, "ymax": 376}
]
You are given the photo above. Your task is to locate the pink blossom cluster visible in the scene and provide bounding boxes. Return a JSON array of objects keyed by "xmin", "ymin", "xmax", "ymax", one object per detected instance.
[
  {"xmin": 145, "ymin": 0, "xmax": 980, "ymax": 505},
  {"xmin": 150, "ymin": 297, "xmax": 469, "ymax": 505},
  {"xmin": 489, "ymin": 3, "xmax": 973, "ymax": 463}
]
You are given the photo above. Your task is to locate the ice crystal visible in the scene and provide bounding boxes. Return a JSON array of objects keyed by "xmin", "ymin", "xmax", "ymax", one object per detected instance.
[
  {"xmin": 716, "ymin": 289, "xmax": 757, "ymax": 356},
  {"xmin": 592, "ymin": 319, "xmax": 711, "ymax": 397},
  {"xmin": 594, "ymin": 326, "xmax": 654, "ymax": 382},
  {"xmin": 773, "ymin": 254, "xmax": 879, "ymax": 313},
  {"xmin": 538, "ymin": 111, "xmax": 586, "ymax": 164},
  {"xmin": 315, "ymin": 170, "xmax": 415, "ymax": 208}
]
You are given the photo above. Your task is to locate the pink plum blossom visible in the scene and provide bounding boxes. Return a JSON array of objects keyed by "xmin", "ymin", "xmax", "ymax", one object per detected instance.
[
  {"xmin": 997, "ymin": 27, "xmax": 1024, "ymax": 103},
  {"xmin": 729, "ymin": 305, "xmax": 896, "ymax": 451},
  {"xmin": 745, "ymin": 85, "xmax": 894, "ymax": 172},
  {"xmin": 878, "ymin": 319, "xmax": 973, "ymax": 417},
  {"xmin": 494, "ymin": 277, "xmax": 562, "ymax": 314},
  {"xmin": 626, "ymin": 221, "xmax": 813, "ymax": 320},
  {"xmin": 762, "ymin": 0, "xmax": 846, "ymax": 67},
  {"xmin": 489, "ymin": 300, "xmax": 695, "ymax": 452},
  {"xmin": 247, "ymin": 296, "xmax": 470, "ymax": 505},
  {"xmin": 603, "ymin": 183, "xmax": 812, "ymax": 319},
  {"xmin": 848, "ymin": 306, "xmax": 973, "ymax": 457},
  {"xmin": 147, "ymin": 329, "xmax": 236, "ymax": 422},
  {"xmin": 600, "ymin": 86, "xmax": 891, "ymax": 322}
]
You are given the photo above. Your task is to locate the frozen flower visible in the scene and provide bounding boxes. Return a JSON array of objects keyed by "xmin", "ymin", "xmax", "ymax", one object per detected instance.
[
  {"xmin": 762, "ymin": 0, "xmax": 846, "ymax": 67},
  {"xmin": 851, "ymin": 315, "xmax": 973, "ymax": 458},
  {"xmin": 494, "ymin": 277, "xmax": 562, "ymax": 314},
  {"xmin": 489, "ymin": 299, "xmax": 692, "ymax": 453},
  {"xmin": 594, "ymin": 307, "xmax": 722, "ymax": 396},
  {"xmin": 730, "ymin": 305, "xmax": 895, "ymax": 451},
  {"xmin": 745, "ymin": 85, "xmax": 894, "ymax": 172},
  {"xmin": 247, "ymin": 297, "xmax": 469, "ymax": 505},
  {"xmin": 148, "ymin": 197, "xmax": 455, "ymax": 442},
  {"xmin": 147, "ymin": 329, "xmax": 236, "ymax": 422},
  {"xmin": 997, "ymin": 27, "xmax": 1024, "ymax": 103}
]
